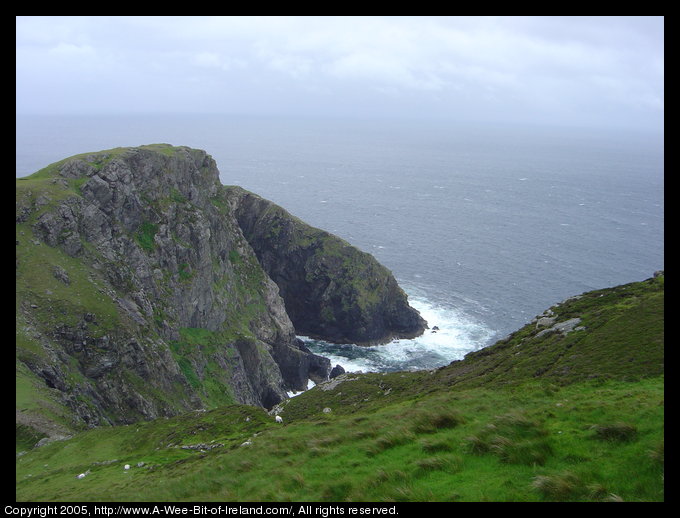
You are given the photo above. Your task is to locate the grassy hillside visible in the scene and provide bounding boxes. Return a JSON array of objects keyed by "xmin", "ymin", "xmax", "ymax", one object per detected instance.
[{"xmin": 15, "ymin": 275, "xmax": 664, "ymax": 502}]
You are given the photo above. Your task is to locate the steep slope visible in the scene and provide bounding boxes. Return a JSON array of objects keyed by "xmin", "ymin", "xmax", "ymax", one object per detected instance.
[
  {"xmin": 226, "ymin": 186, "xmax": 427, "ymax": 345},
  {"xmin": 430, "ymin": 272, "xmax": 664, "ymax": 389},
  {"xmin": 17, "ymin": 144, "xmax": 422, "ymax": 444},
  {"xmin": 15, "ymin": 275, "xmax": 664, "ymax": 502}
]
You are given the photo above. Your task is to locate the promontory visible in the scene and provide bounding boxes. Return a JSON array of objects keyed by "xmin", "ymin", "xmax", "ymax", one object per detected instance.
[{"xmin": 16, "ymin": 144, "xmax": 426, "ymax": 441}]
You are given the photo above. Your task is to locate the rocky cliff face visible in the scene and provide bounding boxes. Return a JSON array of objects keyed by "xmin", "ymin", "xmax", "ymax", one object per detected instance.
[
  {"xmin": 16, "ymin": 144, "xmax": 424, "ymax": 442},
  {"xmin": 225, "ymin": 186, "xmax": 427, "ymax": 345}
]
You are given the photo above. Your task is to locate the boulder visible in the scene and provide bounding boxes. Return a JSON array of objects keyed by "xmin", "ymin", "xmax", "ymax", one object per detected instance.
[{"xmin": 329, "ymin": 364, "xmax": 345, "ymax": 379}]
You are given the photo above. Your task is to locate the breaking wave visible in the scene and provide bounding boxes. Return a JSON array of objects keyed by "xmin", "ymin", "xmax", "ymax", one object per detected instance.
[{"xmin": 298, "ymin": 289, "xmax": 497, "ymax": 374}]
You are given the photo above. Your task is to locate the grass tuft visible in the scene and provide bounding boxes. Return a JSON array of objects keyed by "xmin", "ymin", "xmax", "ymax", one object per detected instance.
[
  {"xmin": 366, "ymin": 429, "xmax": 415, "ymax": 457},
  {"xmin": 465, "ymin": 412, "xmax": 552, "ymax": 465},
  {"xmin": 411, "ymin": 406, "xmax": 465, "ymax": 434},
  {"xmin": 415, "ymin": 455, "xmax": 463, "ymax": 474},
  {"xmin": 531, "ymin": 471, "xmax": 582, "ymax": 500},
  {"xmin": 591, "ymin": 422, "xmax": 638, "ymax": 442},
  {"xmin": 648, "ymin": 440, "xmax": 664, "ymax": 466},
  {"xmin": 420, "ymin": 438, "xmax": 453, "ymax": 453}
]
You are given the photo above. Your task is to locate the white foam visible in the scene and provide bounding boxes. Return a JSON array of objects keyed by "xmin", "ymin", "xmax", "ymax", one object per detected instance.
[
  {"xmin": 287, "ymin": 378, "xmax": 317, "ymax": 398},
  {"xmin": 299, "ymin": 292, "xmax": 496, "ymax": 374}
]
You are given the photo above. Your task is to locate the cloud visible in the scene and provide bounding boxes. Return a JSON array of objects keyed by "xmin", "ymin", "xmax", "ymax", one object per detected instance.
[
  {"xmin": 47, "ymin": 42, "xmax": 96, "ymax": 57},
  {"xmin": 16, "ymin": 16, "xmax": 664, "ymax": 129},
  {"xmin": 327, "ymin": 51, "xmax": 445, "ymax": 91},
  {"xmin": 193, "ymin": 51, "xmax": 245, "ymax": 71}
]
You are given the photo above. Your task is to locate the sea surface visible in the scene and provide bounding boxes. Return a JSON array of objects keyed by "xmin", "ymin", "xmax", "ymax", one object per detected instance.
[{"xmin": 16, "ymin": 113, "xmax": 664, "ymax": 374}]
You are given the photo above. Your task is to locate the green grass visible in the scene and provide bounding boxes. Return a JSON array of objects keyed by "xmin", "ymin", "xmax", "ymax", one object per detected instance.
[
  {"xmin": 15, "ymin": 375, "xmax": 664, "ymax": 502},
  {"xmin": 168, "ymin": 328, "xmax": 241, "ymax": 408},
  {"xmin": 16, "ymin": 224, "xmax": 122, "ymax": 337},
  {"xmin": 178, "ymin": 262, "xmax": 193, "ymax": 281},
  {"xmin": 228, "ymin": 249, "xmax": 242, "ymax": 265},
  {"xmin": 134, "ymin": 221, "xmax": 158, "ymax": 252},
  {"xmin": 16, "ymin": 274, "xmax": 663, "ymax": 501}
]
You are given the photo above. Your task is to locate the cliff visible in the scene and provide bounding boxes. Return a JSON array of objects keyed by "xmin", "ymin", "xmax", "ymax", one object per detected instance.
[
  {"xmin": 16, "ymin": 144, "xmax": 424, "ymax": 441},
  {"xmin": 225, "ymin": 186, "xmax": 427, "ymax": 345}
]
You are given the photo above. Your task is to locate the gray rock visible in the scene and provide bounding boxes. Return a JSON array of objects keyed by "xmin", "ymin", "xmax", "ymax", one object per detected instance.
[
  {"xmin": 536, "ymin": 316, "xmax": 557, "ymax": 328},
  {"xmin": 553, "ymin": 318, "xmax": 582, "ymax": 334},
  {"xmin": 319, "ymin": 374, "xmax": 360, "ymax": 391},
  {"xmin": 329, "ymin": 364, "xmax": 345, "ymax": 379},
  {"xmin": 535, "ymin": 317, "xmax": 583, "ymax": 339},
  {"xmin": 34, "ymin": 435, "xmax": 72, "ymax": 448}
]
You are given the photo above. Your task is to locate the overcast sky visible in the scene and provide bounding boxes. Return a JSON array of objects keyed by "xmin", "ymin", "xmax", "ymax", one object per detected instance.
[{"xmin": 16, "ymin": 16, "xmax": 664, "ymax": 131}]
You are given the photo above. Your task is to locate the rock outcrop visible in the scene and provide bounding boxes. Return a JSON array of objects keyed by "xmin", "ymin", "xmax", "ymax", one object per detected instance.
[{"xmin": 16, "ymin": 144, "xmax": 424, "ymax": 442}]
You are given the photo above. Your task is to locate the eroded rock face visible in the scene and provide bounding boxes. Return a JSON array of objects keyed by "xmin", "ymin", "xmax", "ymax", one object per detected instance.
[
  {"xmin": 17, "ymin": 145, "xmax": 330, "ymax": 438},
  {"xmin": 225, "ymin": 186, "xmax": 427, "ymax": 345}
]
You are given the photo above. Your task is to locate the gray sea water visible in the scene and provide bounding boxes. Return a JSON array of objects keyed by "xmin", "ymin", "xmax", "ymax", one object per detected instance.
[{"xmin": 16, "ymin": 113, "xmax": 664, "ymax": 374}]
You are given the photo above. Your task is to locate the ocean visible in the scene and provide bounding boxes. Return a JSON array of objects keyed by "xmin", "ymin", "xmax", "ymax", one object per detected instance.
[{"xmin": 16, "ymin": 113, "xmax": 664, "ymax": 374}]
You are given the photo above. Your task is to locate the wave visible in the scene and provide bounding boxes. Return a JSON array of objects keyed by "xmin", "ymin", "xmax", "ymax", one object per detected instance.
[{"xmin": 299, "ymin": 291, "xmax": 497, "ymax": 374}]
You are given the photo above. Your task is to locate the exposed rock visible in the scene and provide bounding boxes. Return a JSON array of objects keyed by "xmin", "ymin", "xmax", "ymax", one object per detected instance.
[
  {"xmin": 553, "ymin": 318, "xmax": 583, "ymax": 333},
  {"xmin": 535, "ymin": 316, "xmax": 556, "ymax": 328},
  {"xmin": 329, "ymin": 364, "xmax": 346, "ymax": 379},
  {"xmin": 180, "ymin": 443, "xmax": 223, "ymax": 451},
  {"xmin": 52, "ymin": 265, "xmax": 70, "ymax": 285},
  {"xmin": 535, "ymin": 318, "xmax": 583, "ymax": 339},
  {"xmin": 319, "ymin": 373, "xmax": 360, "ymax": 391},
  {"xmin": 35, "ymin": 435, "xmax": 72, "ymax": 448}
]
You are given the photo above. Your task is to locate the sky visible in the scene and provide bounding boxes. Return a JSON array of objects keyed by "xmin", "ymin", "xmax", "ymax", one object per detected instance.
[{"xmin": 16, "ymin": 16, "xmax": 664, "ymax": 131}]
